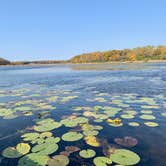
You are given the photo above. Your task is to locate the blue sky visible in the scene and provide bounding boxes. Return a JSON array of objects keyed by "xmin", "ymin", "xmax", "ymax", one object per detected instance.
[{"xmin": 1, "ymin": 0, "xmax": 166, "ymax": 61}]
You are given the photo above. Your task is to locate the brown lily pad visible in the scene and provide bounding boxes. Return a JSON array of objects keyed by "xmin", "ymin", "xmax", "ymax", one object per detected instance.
[{"xmin": 114, "ymin": 136, "xmax": 138, "ymax": 147}]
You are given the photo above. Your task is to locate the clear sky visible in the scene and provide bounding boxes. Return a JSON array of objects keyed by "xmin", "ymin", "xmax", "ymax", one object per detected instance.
[{"xmin": 1, "ymin": 0, "xmax": 166, "ymax": 61}]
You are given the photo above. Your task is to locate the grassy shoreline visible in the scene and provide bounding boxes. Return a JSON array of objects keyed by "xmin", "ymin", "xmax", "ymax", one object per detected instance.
[{"xmin": 0, "ymin": 59, "xmax": 166, "ymax": 66}]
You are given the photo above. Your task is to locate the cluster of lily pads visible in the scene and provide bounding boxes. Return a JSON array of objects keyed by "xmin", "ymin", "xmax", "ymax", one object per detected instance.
[{"xmin": 0, "ymin": 87, "xmax": 166, "ymax": 165}]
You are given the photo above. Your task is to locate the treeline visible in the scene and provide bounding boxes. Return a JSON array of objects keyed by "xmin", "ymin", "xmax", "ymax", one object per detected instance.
[
  {"xmin": 0, "ymin": 58, "xmax": 10, "ymax": 65},
  {"xmin": 10, "ymin": 60, "xmax": 67, "ymax": 65},
  {"xmin": 70, "ymin": 46, "xmax": 166, "ymax": 63}
]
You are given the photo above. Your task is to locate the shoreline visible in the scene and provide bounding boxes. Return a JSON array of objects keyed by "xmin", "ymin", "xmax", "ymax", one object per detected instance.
[{"xmin": 0, "ymin": 60, "xmax": 166, "ymax": 66}]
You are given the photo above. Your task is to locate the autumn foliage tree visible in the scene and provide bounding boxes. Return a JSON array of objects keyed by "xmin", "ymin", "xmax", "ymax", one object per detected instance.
[{"xmin": 70, "ymin": 46, "xmax": 166, "ymax": 63}]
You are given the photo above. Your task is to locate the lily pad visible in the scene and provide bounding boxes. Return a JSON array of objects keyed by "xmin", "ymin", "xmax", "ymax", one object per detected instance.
[
  {"xmin": 65, "ymin": 146, "xmax": 80, "ymax": 153},
  {"xmin": 61, "ymin": 119, "xmax": 78, "ymax": 127},
  {"xmin": 144, "ymin": 122, "xmax": 159, "ymax": 127},
  {"xmin": 93, "ymin": 156, "xmax": 112, "ymax": 166},
  {"xmin": 84, "ymin": 136, "xmax": 101, "ymax": 147},
  {"xmin": 83, "ymin": 130, "xmax": 99, "ymax": 136},
  {"xmin": 2, "ymin": 143, "xmax": 30, "ymax": 158},
  {"xmin": 34, "ymin": 121, "xmax": 61, "ymax": 132},
  {"xmin": 16, "ymin": 143, "xmax": 31, "ymax": 155},
  {"xmin": 114, "ymin": 136, "xmax": 138, "ymax": 147},
  {"xmin": 161, "ymin": 112, "xmax": 166, "ymax": 117},
  {"xmin": 140, "ymin": 114, "xmax": 156, "ymax": 120},
  {"xmin": 128, "ymin": 122, "xmax": 140, "ymax": 127},
  {"xmin": 31, "ymin": 142, "xmax": 58, "ymax": 155},
  {"xmin": 45, "ymin": 137, "xmax": 60, "ymax": 144},
  {"xmin": 18, "ymin": 153, "xmax": 49, "ymax": 166},
  {"xmin": 2, "ymin": 147, "xmax": 23, "ymax": 158},
  {"xmin": 62, "ymin": 132, "xmax": 83, "ymax": 142},
  {"xmin": 79, "ymin": 149, "xmax": 96, "ymax": 158},
  {"xmin": 110, "ymin": 149, "xmax": 140, "ymax": 165},
  {"xmin": 121, "ymin": 114, "xmax": 134, "ymax": 119},
  {"xmin": 21, "ymin": 133, "xmax": 40, "ymax": 141},
  {"xmin": 47, "ymin": 155, "xmax": 69, "ymax": 166},
  {"xmin": 140, "ymin": 110, "xmax": 152, "ymax": 114},
  {"xmin": 40, "ymin": 132, "xmax": 52, "ymax": 138}
]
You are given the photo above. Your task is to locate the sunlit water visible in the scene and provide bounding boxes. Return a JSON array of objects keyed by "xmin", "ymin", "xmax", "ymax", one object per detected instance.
[{"xmin": 0, "ymin": 63, "xmax": 166, "ymax": 166}]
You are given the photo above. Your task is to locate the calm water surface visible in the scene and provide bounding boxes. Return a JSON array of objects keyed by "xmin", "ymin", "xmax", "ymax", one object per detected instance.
[{"xmin": 0, "ymin": 63, "xmax": 166, "ymax": 166}]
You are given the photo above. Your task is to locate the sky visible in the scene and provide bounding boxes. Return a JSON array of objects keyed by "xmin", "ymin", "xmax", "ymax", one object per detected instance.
[{"xmin": 1, "ymin": 0, "xmax": 166, "ymax": 61}]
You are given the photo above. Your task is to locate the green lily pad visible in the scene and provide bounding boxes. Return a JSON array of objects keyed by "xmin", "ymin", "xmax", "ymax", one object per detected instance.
[
  {"xmin": 21, "ymin": 133, "xmax": 40, "ymax": 141},
  {"xmin": 61, "ymin": 119, "xmax": 78, "ymax": 127},
  {"xmin": 93, "ymin": 156, "xmax": 112, "ymax": 166},
  {"xmin": 108, "ymin": 123, "xmax": 123, "ymax": 127},
  {"xmin": 123, "ymin": 110, "xmax": 137, "ymax": 115},
  {"xmin": 36, "ymin": 118, "xmax": 55, "ymax": 125},
  {"xmin": 18, "ymin": 153, "xmax": 49, "ymax": 166},
  {"xmin": 83, "ymin": 130, "xmax": 99, "ymax": 136},
  {"xmin": 144, "ymin": 122, "xmax": 159, "ymax": 127},
  {"xmin": 3, "ymin": 114, "xmax": 18, "ymax": 119},
  {"xmin": 121, "ymin": 114, "xmax": 134, "ymax": 119},
  {"xmin": 140, "ymin": 114, "xmax": 156, "ymax": 120},
  {"xmin": 0, "ymin": 108, "xmax": 13, "ymax": 116},
  {"xmin": 62, "ymin": 132, "xmax": 83, "ymax": 142},
  {"xmin": 2, "ymin": 143, "xmax": 30, "ymax": 158},
  {"xmin": 31, "ymin": 138, "xmax": 45, "ymax": 145},
  {"xmin": 40, "ymin": 132, "xmax": 53, "ymax": 138},
  {"xmin": 141, "ymin": 105, "xmax": 159, "ymax": 109},
  {"xmin": 140, "ymin": 110, "xmax": 153, "ymax": 114},
  {"xmin": 161, "ymin": 112, "xmax": 166, "ymax": 117},
  {"xmin": 110, "ymin": 149, "xmax": 140, "ymax": 165},
  {"xmin": 74, "ymin": 117, "xmax": 88, "ymax": 123},
  {"xmin": 2, "ymin": 147, "xmax": 23, "ymax": 158},
  {"xmin": 31, "ymin": 142, "xmax": 58, "ymax": 155},
  {"xmin": 94, "ymin": 119, "xmax": 103, "ymax": 123},
  {"xmin": 79, "ymin": 149, "xmax": 96, "ymax": 158},
  {"xmin": 47, "ymin": 155, "xmax": 69, "ymax": 166},
  {"xmin": 128, "ymin": 122, "xmax": 140, "ymax": 127},
  {"xmin": 45, "ymin": 137, "xmax": 60, "ymax": 144},
  {"xmin": 34, "ymin": 121, "xmax": 61, "ymax": 132}
]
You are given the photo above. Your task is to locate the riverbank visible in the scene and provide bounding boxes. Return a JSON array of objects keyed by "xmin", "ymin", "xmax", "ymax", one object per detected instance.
[{"xmin": 1, "ymin": 59, "xmax": 166, "ymax": 66}]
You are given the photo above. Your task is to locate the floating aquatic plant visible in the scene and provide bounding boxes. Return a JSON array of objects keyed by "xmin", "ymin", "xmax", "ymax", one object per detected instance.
[
  {"xmin": 144, "ymin": 122, "xmax": 159, "ymax": 127},
  {"xmin": 106, "ymin": 118, "xmax": 121, "ymax": 125},
  {"xmin": 93, "ymin": 156, "xmax": 112, "ymax": 166},
  {"xmin": 140, "ymin": 114, "xmax": 156, "ymax": 120},
  {"xmin": 47, "ymin": 155, "xmax": 69, "ymax": 166},
  {"xmin": 21, "ymin": 133, "xmax": 40, "ymax": 141},
  {"xmin": 34, "ymin": 120, "xmax": 61, "ymax": 132},
  {"xmin": 161, "ymin": 112, "xmax": 166, "ymax": 117},
  {"xmin": 18, "ymin": 153, "xmax": 49, "ymax": 166},
  {"xmin": 121, "ymin": 114, "xmax": 135, "ymax": 119},
  {"xmin": 2, "ymin": 143, "xmax": 30, "ymax": 158},
  {"xmin": 16, "ymin": 143, "xmax": 31, "ymax": 155},
  {"xmin": 79, "ymin": 149, "xmax": 96, "ymax": 158},
  {"xmin": 31, "ymin": 142, "xmax": 58, "ymax": 155},
  {"xmin": 110, "ymin": 149, "xmax": 140, "ymax": 165},
  {"xmin": 62, "ymin": 132, "xmax": 83, "ymax": 142},
  {"xmin": 40, "ymin": 132, "xmax": 53, "ymax": 138},
  {"xmin": 128, "ymin": 122, "xmax": 140, "ymax": 127},
  {"xmin": 140, "ymin": 110, "xmax": 153, "ymax": 114},
  {"xmin": 114, "ymin": 136, "xmax": 138, "ymax": 147},
  {"xmin": 45, "ymin": 137, "xmax": 60, "ymax": 144},
  {"xmin": 65, "ymin": 146, "xmax": 80, "ymax": 153},
  {"xmin": 84, "ymin": 136, "xmax": 101, "ymax": 147},
  {"xmin": 83, "ymin": 130, "xmax": 99, "ymax": 136}
]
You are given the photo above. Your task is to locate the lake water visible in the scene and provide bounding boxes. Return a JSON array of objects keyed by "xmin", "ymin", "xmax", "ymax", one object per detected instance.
[{"xmin": 0, "ymin": 63, "xmax": 166, "ymax": 166}]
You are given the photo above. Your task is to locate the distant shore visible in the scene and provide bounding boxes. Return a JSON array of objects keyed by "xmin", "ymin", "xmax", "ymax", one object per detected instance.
[{"xmin": 0, "ymin": 59, "xmax": 166, "ymax": 66}]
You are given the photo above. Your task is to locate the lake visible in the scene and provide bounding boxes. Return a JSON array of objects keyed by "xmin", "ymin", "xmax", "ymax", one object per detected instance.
[{"xmin": 0, "ymin": 63, "xmax": 166, "ymax": 166}]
